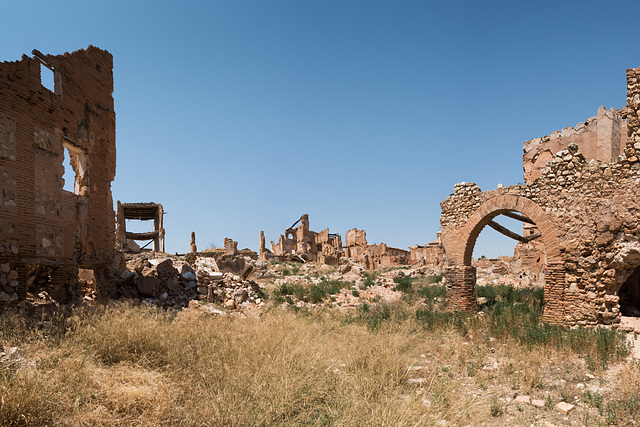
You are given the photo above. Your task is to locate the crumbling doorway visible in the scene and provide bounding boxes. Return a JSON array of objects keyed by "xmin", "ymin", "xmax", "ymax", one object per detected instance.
[{"xmin": 619, "ymin": 266, "xmax": 640, "ymax": 317}]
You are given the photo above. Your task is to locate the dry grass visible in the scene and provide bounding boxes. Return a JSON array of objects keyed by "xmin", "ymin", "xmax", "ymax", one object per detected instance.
[
  {"xmin": 0, "ymin": 303, "xmax": 470, "ymax": 426},
  {"xmin": 0, "ymin": 284, "xmax": 636, "ymax": 426}
]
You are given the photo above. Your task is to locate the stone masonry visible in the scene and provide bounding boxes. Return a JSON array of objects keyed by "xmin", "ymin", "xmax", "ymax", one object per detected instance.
[
  {"xmin": 440, "ymin": 66, "xmax": 640, "ymax": 327},
  {"xmin": 0, "ymin": 47, "xmax": 117, "ymax": 303}
]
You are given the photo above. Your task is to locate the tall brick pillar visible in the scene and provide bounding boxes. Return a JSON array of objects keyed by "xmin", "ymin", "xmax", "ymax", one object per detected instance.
[
  {"xmin": 542, "ymin": 261, "xmax": 565, "ymax": 324},
  {"xmin": 445, "ymin": 265, "xmax": 478, "ymax": 312}
]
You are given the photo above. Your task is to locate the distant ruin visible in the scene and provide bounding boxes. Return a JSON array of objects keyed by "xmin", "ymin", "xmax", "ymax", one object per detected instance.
[
  {"xmin": 440, "ymin": 67, "xmax": 640, "ymax": 328},
  {"xmin": 0, "ymin": 47, "xmax": 117, "ymax": 303},
  {"xmin": 265, "ymin": 214, "xmax": 443, "ymax": 269}
]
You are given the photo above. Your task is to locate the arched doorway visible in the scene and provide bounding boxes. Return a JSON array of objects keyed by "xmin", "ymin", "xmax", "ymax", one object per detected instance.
[{"xmin": 441, "ymin": 194, "xmax": 565, "ymax": 324}]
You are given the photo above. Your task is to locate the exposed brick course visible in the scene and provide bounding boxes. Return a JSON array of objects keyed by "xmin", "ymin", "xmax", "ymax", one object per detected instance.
[{"xmin": 0, "ymin": 47, "xmax": 116, "ymax": 303}]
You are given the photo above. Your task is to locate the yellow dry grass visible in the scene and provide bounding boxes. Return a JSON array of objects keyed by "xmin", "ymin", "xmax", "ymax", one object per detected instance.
[{"xmin": 0, "ymin": 299, "xmax": 637, "ymax": 426}]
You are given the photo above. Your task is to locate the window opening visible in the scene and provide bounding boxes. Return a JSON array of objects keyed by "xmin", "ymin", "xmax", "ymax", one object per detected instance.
[
  {"xmin": 62, "ymin": 147, "xmax": 75, "ymax": 193},
  {"xmin": 40, "ymin": 63, "xmax": 55, "ymax": 92}
]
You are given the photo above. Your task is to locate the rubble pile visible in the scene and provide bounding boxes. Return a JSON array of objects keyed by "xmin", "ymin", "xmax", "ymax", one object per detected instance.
[
  {"xmin": 271, "ymin": 259, "xmax": 444, "ymax": 310},
  {"xmin": 193, "ymin": 257, "xmax": 264, "ymax": 310},
  {"xmin": 118, "ymin": 252, "xmax": 266, "ymax": 311}
]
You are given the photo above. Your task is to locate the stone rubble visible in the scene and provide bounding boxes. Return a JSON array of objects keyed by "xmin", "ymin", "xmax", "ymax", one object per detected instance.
[{"xmin": 118, "ymin": 252, "xmax": 265, "ymax": 312}]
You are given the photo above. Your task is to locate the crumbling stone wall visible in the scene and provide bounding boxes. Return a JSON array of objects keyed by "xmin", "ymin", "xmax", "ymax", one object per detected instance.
[
  {"xmin": 440, "ymin": 66, "xmax": 640, "ymax": 327},
  {"xmin": 342, "ymin": 228, "xmax": 411, "ymax": 269},
  {"xmin": 0, "ymin": 47, "xmax": 116, "ymax": 303},
  {"xmin": 523, "ymin": 106, "xmax": 627, "ymax": 183}
]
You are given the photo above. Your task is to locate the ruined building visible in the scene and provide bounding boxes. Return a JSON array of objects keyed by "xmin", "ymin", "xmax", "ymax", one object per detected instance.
[
  {"xmin": 268, "ymin": 214, "xmax": 343, "ymax": 265},
  {"xmin": 343, "ymin": 228, "xmax": 409, "ymax": 269},
  {"xmin": 0, "ymin": 47, "xmax": 117, "ymax": 303},
  {"xmin": 409, "ymin": 232, "xmax": 444, "ymax": 267},
  {"xmin": 265, "ymin": 216, "xmax": 444, "ymax": 269},
  {"xmin": 440, "ymin": 66, "xmax": 640, "ymax": 327}
]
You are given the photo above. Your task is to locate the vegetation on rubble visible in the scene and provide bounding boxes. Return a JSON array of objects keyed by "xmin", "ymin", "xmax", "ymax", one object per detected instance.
[
  {"xmin": 272, "ymin": 279, "xmax": 351, "ymax": 304},
  {"xmin": 0, "ymin": 277, "xmax": 636, "ymax": 426}
]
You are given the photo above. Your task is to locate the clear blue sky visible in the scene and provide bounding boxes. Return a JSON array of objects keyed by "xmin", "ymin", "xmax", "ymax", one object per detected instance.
[{"xmin": 2, "ymin": 1, "xmax": 638, "ymax": 257}]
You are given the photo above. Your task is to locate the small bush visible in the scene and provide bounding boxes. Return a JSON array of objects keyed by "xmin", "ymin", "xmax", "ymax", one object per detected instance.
[
  {"xmin": 393, "ymin": 276, "xmax": 413, "ymax": 293},
  {"xmin": 425, "ymin": 273, "xmax": 444, "ymax": 284},
  {"xmin": 362, "ymin": 271, "xmax": 378, "ymax": 289}
]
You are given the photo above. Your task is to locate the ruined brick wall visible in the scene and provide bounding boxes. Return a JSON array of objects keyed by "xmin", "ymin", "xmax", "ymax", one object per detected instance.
[
  {"xmin": 345, "ymin": 228, "xmax": 367, "ymax": 247},
  {"xmin": 409, "ymin": 244, "xmax": 443, "ymax": 266},
  {"xmin": 523, "ymin": 106, "xmax": 626, "ymax": 183},
  {"xmin": 440, "ymin": 66, "xmax": 640, "ymax": 327},
  {"xmin": 0, "ymin": 47, "xmax": 116, "ymax": 302}
]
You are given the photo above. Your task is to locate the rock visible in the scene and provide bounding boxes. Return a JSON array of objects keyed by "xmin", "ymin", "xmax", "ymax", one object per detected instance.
[
  {"xmin": 224, "ymin": 299, "xmax": 236, "ymax": 309},
  {"xmin": 531, "ymin": 399, "xmax": 545, "ymax": 408},
  {"xmin": 514, "ymin": 395, "xmax": 530, "ymax": 404},
  {"xmin": 188, "ymin": 299, "xmax": 227, "ymax": 315},
  {"xmin": 185, "ymin": 281, "xmax": 197, "ymax": 291},
  {"xmin": 210, "ymin": 272, "xmax": 224, "ymax": 281},
  {"xmin": 156, "ymin": 259, "xmax": 178, "ymax": 281},
  {"xmin": 0, "ymin": 292, "xmax": 10, "ymax": 302},
  {"xmin": 130, "ymin": 259, "xmax": 148, "ymax": 273},
  {"xmin": 0, "ymin": 263, "xmax": 9, "ymax": 273},
  {"xmin": 135, "ymin": 276, "xmax": 160, "ymax": 298},
  {"xmin": 555, "ymin": 402, "xmax": 575, "ymax": 414},
  {"xmin": 159, "ymin": 292, "xmax": 168, "ymax": 301},
  {"xmin": 181, "ymin": 263, "xmax": 196, "ymax": 280},
  {"xmin": 339, "ymin": 263, "xmax": 351, "ymax": 274},
  {"xmin": 142, "ymin": 266, "xmax": 157, "ymax": 277},
  {"xmin": 120, "ymin": 269, "xmax": 134, "ymax": 280},
  {"xmin": 166, "ymin": 278, "xmax": 183, "ymax": 293}
]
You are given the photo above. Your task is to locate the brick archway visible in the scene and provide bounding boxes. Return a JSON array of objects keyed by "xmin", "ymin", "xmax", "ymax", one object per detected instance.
[{"xmin": 442, "ymin": 194, "xmax": 565, "ymax": 324}]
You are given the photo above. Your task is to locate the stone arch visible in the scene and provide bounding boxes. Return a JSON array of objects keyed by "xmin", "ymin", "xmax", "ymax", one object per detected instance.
[{"xmin": 443, "ymin": 194, "xmax": 565, "ymax": 324}]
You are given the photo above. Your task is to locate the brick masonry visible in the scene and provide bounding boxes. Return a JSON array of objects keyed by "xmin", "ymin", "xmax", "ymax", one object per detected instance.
[
  {"xmin": 445, "ymin": 266, "xmax": 477, "ymax": 312},
  {"xmin": 0, "ymin": 47, "xmax": 117, "ymax": 303},
  {"xmin": 440, "ymin": 66, "xmax": 640, "ymax": 327}
]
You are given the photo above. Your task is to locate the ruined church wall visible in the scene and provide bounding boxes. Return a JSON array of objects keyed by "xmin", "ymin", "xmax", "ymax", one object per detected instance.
[{"xmin": 0, "ymin": 47, "xmax": 116, "ymax": 301}]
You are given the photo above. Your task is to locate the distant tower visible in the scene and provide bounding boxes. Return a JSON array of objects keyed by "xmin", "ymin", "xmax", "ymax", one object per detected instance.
[
  {"xmin": 190, "ymin": 232, "xmax": 197, "ymax": 253},
  {"xmin": 259, "ymin": 231, "xmax": 266, "ymax": 260}
]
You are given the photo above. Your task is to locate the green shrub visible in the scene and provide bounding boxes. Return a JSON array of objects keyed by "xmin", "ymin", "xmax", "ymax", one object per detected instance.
[
  {"xmin": 393, "ymin": 276, "xmax": 413, "ymax": 293},
  {"xmin": 362, "ymin": 271, "xmax": 378, "ymax": 289}
]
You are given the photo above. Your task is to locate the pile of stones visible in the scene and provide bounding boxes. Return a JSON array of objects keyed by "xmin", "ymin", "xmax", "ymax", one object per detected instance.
[
  {"xmin": 118, "ymin": 253, "xmax": 265, "ymax": 311},
  {"xmin": 0, "ymin": 262, "xmax": 19, "ymax": 303}
]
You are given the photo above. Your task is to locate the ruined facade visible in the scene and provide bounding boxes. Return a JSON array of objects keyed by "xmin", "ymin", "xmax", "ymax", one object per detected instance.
[
  {"xmin": 270, "ymin": 214, "xmax": 343, "ymax": 265},
  {"xmin": 343, "ymin": 228, "xmax": 411, "ymax": 269},
  {"xmin": 0, "ymin": 47, "xmax": 117, "ymax": 303},
  {"xmin": 267, "ymin": 217, "xmax": 443, "ymax": 270},
  {"xmin": 409, "ymin": 232, "xmax": 444, "ymax": 267},
  {"xmin": 440, "ymin": 67, "xmax": 640, "ymax": 327}
]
